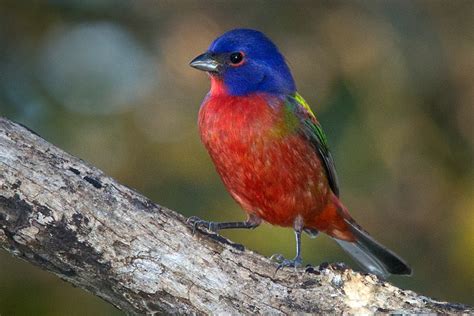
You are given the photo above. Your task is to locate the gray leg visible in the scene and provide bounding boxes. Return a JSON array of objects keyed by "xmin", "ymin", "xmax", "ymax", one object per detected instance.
[
  {"xmin": 272, "ymin": 228, "xmax": 303, "ymax": 270},
  {"xmin": 188, "ymin": 213, "xmax": 261, "ymax": 234}
]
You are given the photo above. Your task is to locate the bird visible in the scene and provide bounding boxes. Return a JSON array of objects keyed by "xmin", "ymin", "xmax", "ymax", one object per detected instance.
[{"xmin": 188, "ymin": 28, "xmax": 411, "ymax": 279}]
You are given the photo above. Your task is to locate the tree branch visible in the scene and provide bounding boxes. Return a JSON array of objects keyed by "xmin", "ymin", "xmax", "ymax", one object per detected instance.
[{"xmin": 0, "ymin": 117, "xmax": 471, "ymax": 314}]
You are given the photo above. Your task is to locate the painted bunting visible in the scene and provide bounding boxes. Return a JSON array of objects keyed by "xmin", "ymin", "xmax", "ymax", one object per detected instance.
[{"xmin": 189, "ymin": 29, "xmax": 411, "ymax": 278}]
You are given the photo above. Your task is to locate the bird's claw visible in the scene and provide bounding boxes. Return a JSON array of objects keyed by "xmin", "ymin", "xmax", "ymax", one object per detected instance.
[
  {"xmin": 270, "ymin": 253, "xmax": 285, "ymax": 262},
  {"xmin": 187, "ymin": 216, "xmax": 218, "ymax": 234},
  {"xmin": 277, "ymin": 258, "xmax": 303, "ymax": 271},
  {"xmin": 270, "ymin": 253, "xmax": 302, "ymax": 273}
]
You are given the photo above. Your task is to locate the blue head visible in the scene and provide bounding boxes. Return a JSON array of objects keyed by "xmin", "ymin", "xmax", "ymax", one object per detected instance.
[{"xmin": 190, "ymin": 29, "xmax": 296, "ymax": 96}]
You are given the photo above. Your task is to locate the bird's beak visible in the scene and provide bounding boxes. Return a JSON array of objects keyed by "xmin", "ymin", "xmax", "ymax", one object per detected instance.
[{"xmin": 189, "ymin": 52, "xmax": 221, "ymax": 72}]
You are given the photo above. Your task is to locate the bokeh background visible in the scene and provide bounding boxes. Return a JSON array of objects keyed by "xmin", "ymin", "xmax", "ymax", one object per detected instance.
[{"xmin": 0, "ymin": 0, "xmax": 473, "ymax": 314}]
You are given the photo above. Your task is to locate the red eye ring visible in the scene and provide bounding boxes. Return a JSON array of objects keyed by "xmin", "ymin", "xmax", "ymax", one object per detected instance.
[{"xmin": 229, "ymin": 51, "xmax": 245, "ymax": 66}]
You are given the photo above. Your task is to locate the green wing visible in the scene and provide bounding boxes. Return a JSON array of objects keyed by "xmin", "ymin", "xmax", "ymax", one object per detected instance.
[{"xmin": 287, "ymin": 93, "xmax": 340, "ymax": 196}]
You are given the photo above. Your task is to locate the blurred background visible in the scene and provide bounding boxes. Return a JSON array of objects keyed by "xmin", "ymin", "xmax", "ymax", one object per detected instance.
[{"xmin": 0, "ymin": 0, "xmax": 472, "ymax": 314}]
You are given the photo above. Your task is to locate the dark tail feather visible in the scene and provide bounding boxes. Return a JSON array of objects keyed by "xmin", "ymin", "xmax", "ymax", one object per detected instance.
[{"xmin": 334, "ymin": 218, "xmax": 412, "ymax": 279}]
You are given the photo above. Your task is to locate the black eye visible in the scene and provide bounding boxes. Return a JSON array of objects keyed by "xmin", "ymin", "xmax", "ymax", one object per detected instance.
[{"xmin": 229, "ymin": 52, "xmax": 244, "ymax": 64}]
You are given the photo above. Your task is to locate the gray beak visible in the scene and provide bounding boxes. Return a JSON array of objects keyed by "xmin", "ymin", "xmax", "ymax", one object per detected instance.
[{"xmin": 189, "ymin": 52, "xmax": 221, "ymax": 72}]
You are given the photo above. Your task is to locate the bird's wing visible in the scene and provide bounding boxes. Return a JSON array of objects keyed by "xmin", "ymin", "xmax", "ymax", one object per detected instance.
[{"xmin": 286, "ymin": 93, "xmax": 340, "ymax": 196}]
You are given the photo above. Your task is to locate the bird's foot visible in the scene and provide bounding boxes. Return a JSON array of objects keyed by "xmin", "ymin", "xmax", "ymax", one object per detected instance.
[
  {"xmin": 187, "ymin": 216, "xmax": 219, "ymax": 234},
  {"xmin": 270, "ymin": 253, "xmax": 303, "ymax": 272}
]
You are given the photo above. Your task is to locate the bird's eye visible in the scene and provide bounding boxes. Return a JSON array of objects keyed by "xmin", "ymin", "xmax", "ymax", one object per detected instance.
[{"xmin": 229, "ymin": 52, "xmax": 244, "ymax": 65}]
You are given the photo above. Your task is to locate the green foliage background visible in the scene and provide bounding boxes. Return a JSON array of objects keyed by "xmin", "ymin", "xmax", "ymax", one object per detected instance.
[{"xmin": 0, "ymin": 1, "xmax": 472, "ymax": 314}]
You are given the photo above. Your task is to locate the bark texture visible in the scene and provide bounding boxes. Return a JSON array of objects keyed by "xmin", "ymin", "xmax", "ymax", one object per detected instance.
[{"xmin": 0, "ymin": 117, "xmax": 471, "ymax": 314}]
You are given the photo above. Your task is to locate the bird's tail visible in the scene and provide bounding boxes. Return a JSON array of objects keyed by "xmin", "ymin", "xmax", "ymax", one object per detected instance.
[
  {"xmin": 333, "ymin": 217, "xmax": 412, "ymax": 279},
  {"xmin": 314, "ymin": 195, "xmax": 412, "ymax": 279}
]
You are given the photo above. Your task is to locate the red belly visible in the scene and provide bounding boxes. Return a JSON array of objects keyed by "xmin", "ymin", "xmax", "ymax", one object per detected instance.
[{"xmin": 199, "ymin": 94, "xmax": 331, "ymax": 227}]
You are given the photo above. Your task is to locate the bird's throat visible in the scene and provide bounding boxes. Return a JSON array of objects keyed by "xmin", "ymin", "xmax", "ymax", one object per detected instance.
[{"xmin": 210, "ymin": 77, "xmax": 227, "ymax": 96}]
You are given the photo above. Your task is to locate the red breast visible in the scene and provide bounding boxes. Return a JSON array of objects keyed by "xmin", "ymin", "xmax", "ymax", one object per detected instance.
[{"xmin": 199, "ymin": 91, "xmax": 353, "ymax": 237}]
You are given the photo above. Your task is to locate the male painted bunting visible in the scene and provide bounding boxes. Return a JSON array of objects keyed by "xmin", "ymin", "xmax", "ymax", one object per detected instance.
[{"xmin": 189, "ymin": 28, "xmax": 411, "ymax": 278}]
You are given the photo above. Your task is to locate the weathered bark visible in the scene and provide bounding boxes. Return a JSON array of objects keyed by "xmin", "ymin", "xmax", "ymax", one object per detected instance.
[{"xmin": 0, "ymin": 117, "xmax": 471, "ymax": 315}]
